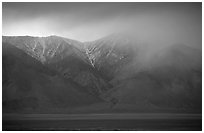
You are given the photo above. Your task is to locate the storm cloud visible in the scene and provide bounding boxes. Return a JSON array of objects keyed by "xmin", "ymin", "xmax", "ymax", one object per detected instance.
[{"xmin": 3, "ymin": 2, "xmax": 201, "ymax": 48}]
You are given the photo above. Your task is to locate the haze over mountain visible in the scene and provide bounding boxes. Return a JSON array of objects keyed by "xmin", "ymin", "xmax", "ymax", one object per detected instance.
[{"xmin": 2, "ymin": 33, "xmax": 202, "ymax": 113}]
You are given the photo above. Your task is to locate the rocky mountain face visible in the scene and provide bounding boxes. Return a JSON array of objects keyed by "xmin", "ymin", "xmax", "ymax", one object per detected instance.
[
  {"xmin": 2, "ymin": 36, "xmax": 113, "ymax": 113},
  {"xmin": 3, "ymin": 36, "xmax": 86, "ymax": 63},
  {"xmin": 85, "ymin": 34, "xmax": 137, "ymax": 80},
  {"xmin": 2, "ymin": 35, "xmax": 202, "ymax": 113}
]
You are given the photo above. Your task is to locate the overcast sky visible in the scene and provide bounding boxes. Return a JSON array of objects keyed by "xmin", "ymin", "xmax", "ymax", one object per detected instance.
[{"xmin": 3, "ymin": 2, "xmax": 201, "ymax": 45}]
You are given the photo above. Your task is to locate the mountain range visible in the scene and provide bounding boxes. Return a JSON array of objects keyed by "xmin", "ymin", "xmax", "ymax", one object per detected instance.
[{"xmin": 2, "ymin": 34, "xmax": 202, "ymax": 113}]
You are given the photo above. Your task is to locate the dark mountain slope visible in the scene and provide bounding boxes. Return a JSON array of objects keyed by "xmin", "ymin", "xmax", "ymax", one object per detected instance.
[{"xmin": 2, "ymin": 42, "xmax": 103, "ymax": 113}]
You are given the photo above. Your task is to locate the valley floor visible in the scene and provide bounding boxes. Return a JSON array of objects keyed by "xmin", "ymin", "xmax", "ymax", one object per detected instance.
[{"xmin": 3, "ymin": 113, "xmax": 202, "ymax": 131}]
